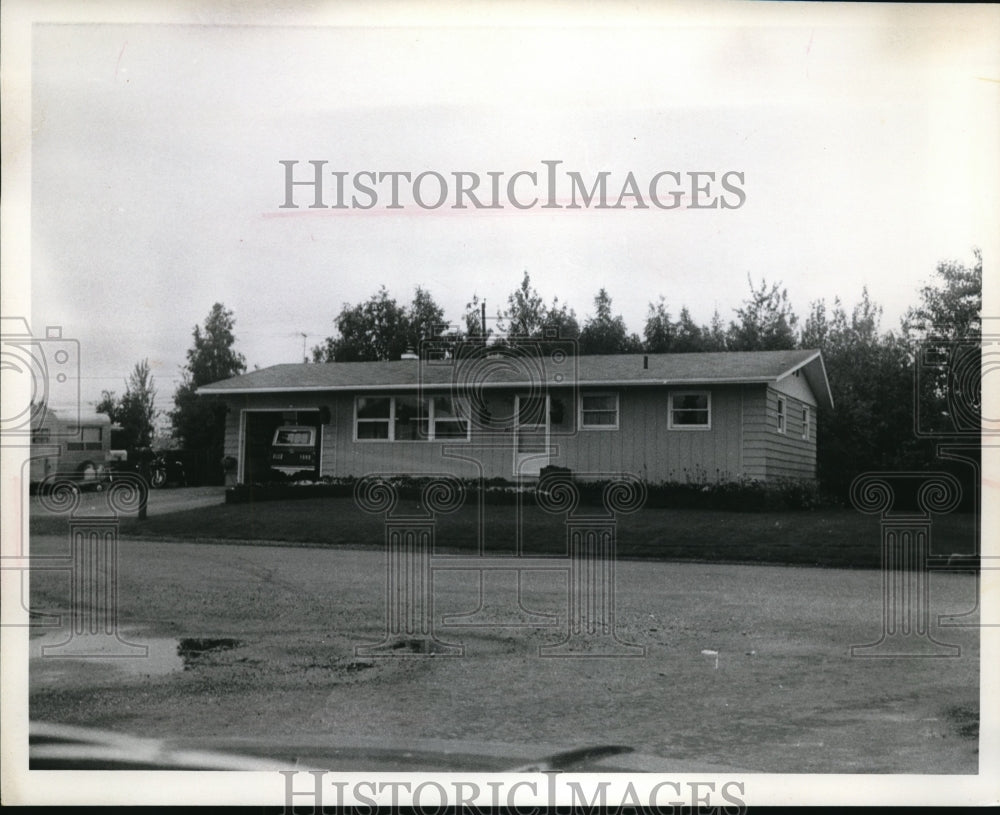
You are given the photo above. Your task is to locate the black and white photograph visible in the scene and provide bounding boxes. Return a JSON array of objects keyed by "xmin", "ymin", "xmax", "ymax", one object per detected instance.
[{"xmin": 2, "ymin": 0, "xmax": 998, "ymax": 808}]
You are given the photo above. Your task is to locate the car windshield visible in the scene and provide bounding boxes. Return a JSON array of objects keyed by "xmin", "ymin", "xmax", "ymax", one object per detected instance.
[{"xmin": 272, "ymin": 428, "xmax": 313, "ymax": 446}]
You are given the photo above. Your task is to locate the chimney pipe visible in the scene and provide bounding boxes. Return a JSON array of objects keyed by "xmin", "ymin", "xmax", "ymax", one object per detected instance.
[{"xmin": 643, "ymin": 355, "xmax": 649, "ymax": 370}]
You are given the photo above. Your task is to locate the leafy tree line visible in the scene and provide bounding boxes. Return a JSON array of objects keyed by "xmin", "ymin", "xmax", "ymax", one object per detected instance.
[
  {"xmin": 308, "ymin": 254, "xmax": 983, "ymax": 498},
  {"xmin": 308, "ymin": 272, "xmax": 808, "ymax": 361},
  {"xmin": 800, "ymin": 251, "xmax": 981, "ymax": 497},
  {"xmin": 152, "ymin": 251, "xmax": 981, "ymax": 497}
]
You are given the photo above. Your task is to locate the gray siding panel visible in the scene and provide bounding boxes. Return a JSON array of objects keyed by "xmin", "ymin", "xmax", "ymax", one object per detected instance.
[
  {"xmin": 761, "ymin": 387, "xmax": 817, "ymax": 481},
  {"xmin": 740, "ymin": 385, "xmax": 769, "ymax": 480},
  {"xmin": 560, "ymin": 385, "xmax": 744, "ymax": 483},
  {"xmin": 224, "ymin": 383, "xmax": 813, "ymax": 484}
]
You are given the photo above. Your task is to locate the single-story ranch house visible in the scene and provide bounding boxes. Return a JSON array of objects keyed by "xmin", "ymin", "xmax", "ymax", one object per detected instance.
[{"xmin": 198, "ymin": 348, "xmax": 833, "ymax": 486}]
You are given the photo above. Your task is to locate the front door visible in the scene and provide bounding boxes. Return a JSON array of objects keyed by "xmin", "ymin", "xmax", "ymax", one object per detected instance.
[{"xmin": 513, "ymin": 394, "xmax": 550, "ymax": 477}]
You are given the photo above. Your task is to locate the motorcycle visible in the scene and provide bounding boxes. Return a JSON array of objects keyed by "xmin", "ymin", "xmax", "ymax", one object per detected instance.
[{"xmin": 149, "ymin": 452, "xmax": 187, "ymax": 489}]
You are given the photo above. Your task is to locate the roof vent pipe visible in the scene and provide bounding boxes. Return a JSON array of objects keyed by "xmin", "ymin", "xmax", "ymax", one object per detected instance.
[{"xmin": 643, "ymin": 355, "xmax": 649, "ymax": 370}]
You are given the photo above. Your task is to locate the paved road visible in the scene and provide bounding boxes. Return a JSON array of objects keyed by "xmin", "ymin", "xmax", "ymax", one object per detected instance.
[{"xmin": 25, "ymin": 535, "xmax": 982, "ymax": 775}]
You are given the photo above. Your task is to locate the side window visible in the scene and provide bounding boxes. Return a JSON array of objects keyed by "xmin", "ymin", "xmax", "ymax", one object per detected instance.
[
  {"xmin": 580, "ymin": 393, "xmax": 619, "ymax": 430},
  {"xmin": 776, "ymin": 397, "xmax": 786, "ymax": 433},
  {"xmin": 802, "ymin": 406, "xmax": 810, "ymax": 440},
  {"xmin": 669, "ymin": 391, "xmax": 711, "ymax": 429},
  {"xmin": 67, "ymin": 426, "xmax": 104, "ymax": 451},
  {"xmin": 431, "ymin": 396, "xmax": 470, "ymax": 439},
  {"xmin": 354, "ymin": 396, "xmax": 470, "ymax": 441},
  {"xmin": 355, "ymin": 397, "xmax": 391, "ymax": 440}
]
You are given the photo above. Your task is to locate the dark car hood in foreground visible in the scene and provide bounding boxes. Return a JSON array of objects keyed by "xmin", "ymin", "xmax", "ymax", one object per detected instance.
[{"xmin": 29, "ymin": 721, "xmax": 745, "ymax": 773}]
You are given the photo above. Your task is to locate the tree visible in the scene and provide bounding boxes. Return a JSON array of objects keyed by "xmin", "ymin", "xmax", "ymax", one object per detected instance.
[
  {"xmin": 799, "ymin": 297, "xmax": 834, "ymax": 350},
  {"xmin": 494, "ymin": 272, "xmax": 582, "ymax": 356},
  {"xmin": 673, "ymin": 307, "xmax": 706, "ymax": 353},
  {"xmin": 543, "ymin": 297, "xmax": 581, "ymax": 343},
  {"xmin": 903, "ymin": 249, "xmax": 982, "ymax": 342},
  {"xmin": 579, "ymin": 289, "xmax": 639, "ymax": 354},
  {"xmin": 313, "ymin": 287, "xmax": 408, "ymax": 362},
  {"xmin": 96, "ymin": 359, "xmax": 158, "ymax": 451},
  {"xmin": 903, "ymin": 249, "xmax": 983, "ymax": 437},
  {"xmin": 704, "ymin": 309, "xmax": 729, "ymax": 351},
  {"xmin": 499, "ymin": 271, "xmax": 548, "ymax": 339},
  {"xmin": 643, "ymin": 297, "xmax": 675, "ymax": 353},
  {"xmin": 179, "ymin": 302, "xmax": 247, "ymax": 387},
  {"xmin": 405, "ymin": 286, "xmax": 448, "ymax": 352},
  {"xmin": 727, "ymin": 276, "xmax": 799, "ymax": 351},
  {"xmin": 171, "ymin": 304, "xmax": 246, "ymax": 481},
  {"xmin": 799, "ymin": 290, "xmax": 924, "ymax": 497},
  {"xmin": 462, "ymin": 294, "xmax": 492, "ymax": 343},
  {"xmin": 312, "ymin": 287, "xmax": 451, "ymax": 362}
]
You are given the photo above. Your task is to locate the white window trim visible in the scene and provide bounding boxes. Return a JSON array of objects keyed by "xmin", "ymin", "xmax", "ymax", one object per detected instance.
[
  {"xmin": 354, "ymin": 395, "xmax": 471, "ymax": 443},
  {"xmin": 776, "ymin": 396, "xmax": 786, "ymax": 434},
  {"xmin": 668, "ymin": 390, "xmax": 712, "ymax": 430},
  {"xmin": 427, "ymin": 395, "xmax": 472, "ymax": 442},
  {"xmin": 802, "ymin": 406, "xmax": 810, "ymax": 440},
  {"xmin": 579, "ymin": 391, "xmax": 620, "ymax": 431},
  {"xmin": 354, "ymin": 396, "xmax": 394, "ymax": 442}
]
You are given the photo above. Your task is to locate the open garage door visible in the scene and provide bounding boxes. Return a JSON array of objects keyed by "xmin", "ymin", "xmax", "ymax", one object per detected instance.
[{"xmin": 241, "ymin": 410, "xmax": 322, "ymax": 484}]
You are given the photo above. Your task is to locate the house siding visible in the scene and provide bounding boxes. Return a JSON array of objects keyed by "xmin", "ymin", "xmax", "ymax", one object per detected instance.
[
  {"xmin": 772, "ymin": 370, "xmax": 819, "ymax": 406},
  {"xmin": 740, "ymin": 385, "xmax": 769, "ymax": 481},
  {"xmin": 762, "ymin": 387, "xmax": 816, "ymax": 480},
  {"xmin": 224, "ymin": 382, "xmax": 817, "ymax": 484},
  {"xmin": 553, "ymin": 385, "xmax": 744, "ymax": 483}
]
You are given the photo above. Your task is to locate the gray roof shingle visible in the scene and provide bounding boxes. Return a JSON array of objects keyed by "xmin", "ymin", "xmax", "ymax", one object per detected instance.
[{"xmin": 199, "ymin": 349, "xmax": 832, "ymax": 408}]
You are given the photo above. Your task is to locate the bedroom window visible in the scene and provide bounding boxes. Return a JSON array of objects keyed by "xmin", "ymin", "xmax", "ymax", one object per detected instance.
[
  {"xmin": 355, "ymin": 397, "xmax": 391, "ymax": 440},
  {"xmin": 669, "ymin": 391, "xmax": 711, "ymax": 429},
  {"xmin": 580, "ymin": 393, "xmax": 619, "ymax": 429},
  {"xmin": 430, "ymin": 396, "xmax": 470, "ymax": 439},
  {"xmin": 355, "ymin": 395, "xmax": 469, "ymax": 441},
  {"xmin": 776, "ymin": 397, "xmax": 786, "ymax": 433}
]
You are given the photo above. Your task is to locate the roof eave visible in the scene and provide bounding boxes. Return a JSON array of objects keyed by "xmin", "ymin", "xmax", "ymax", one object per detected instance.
[
  {"xmin": 774, "ymin": 350, "xmax": 834, "ymax": 411},
  {"xmin": 197, "ymin": 376, "xmax": 779, "ymax": 396}
]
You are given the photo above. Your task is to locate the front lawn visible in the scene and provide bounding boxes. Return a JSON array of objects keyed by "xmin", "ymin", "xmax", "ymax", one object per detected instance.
[{"xmin": 30, "ymin": 497, "xmax": 978, "ymax": 569}]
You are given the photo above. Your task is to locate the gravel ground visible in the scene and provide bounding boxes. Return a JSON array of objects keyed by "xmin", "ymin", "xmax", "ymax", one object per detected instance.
[{"xmin": 27, "ymin": 534, "xmax": 980, "ymax": 773}]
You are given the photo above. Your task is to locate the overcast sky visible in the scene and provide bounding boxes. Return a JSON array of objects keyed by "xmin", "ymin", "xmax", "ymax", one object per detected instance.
[{"xmin": 16, "ymin": 4, "xmax": 1000, "ymax": 410}]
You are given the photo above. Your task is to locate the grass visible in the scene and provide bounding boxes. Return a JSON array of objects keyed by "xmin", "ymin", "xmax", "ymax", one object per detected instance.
[{"xmin": 30, "ymin": 496, "xmax": 979, "ymax": 570}]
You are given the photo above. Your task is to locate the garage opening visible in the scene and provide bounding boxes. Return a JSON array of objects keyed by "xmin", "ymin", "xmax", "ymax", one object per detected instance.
[{"xmin": 242, "ymin": 410, "xmax": 322, "ymax": 483}]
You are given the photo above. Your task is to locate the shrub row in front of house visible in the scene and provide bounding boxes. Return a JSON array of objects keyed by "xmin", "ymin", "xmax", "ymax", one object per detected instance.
[{"xmin": 225, "ymin": 473, "xmax": 830, "ymax": 511}]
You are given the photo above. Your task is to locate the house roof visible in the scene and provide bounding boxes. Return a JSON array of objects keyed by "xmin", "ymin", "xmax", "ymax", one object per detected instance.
[{"xmin": 199, "ymin": 349, "xmax": 833, "ymax": 409}]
